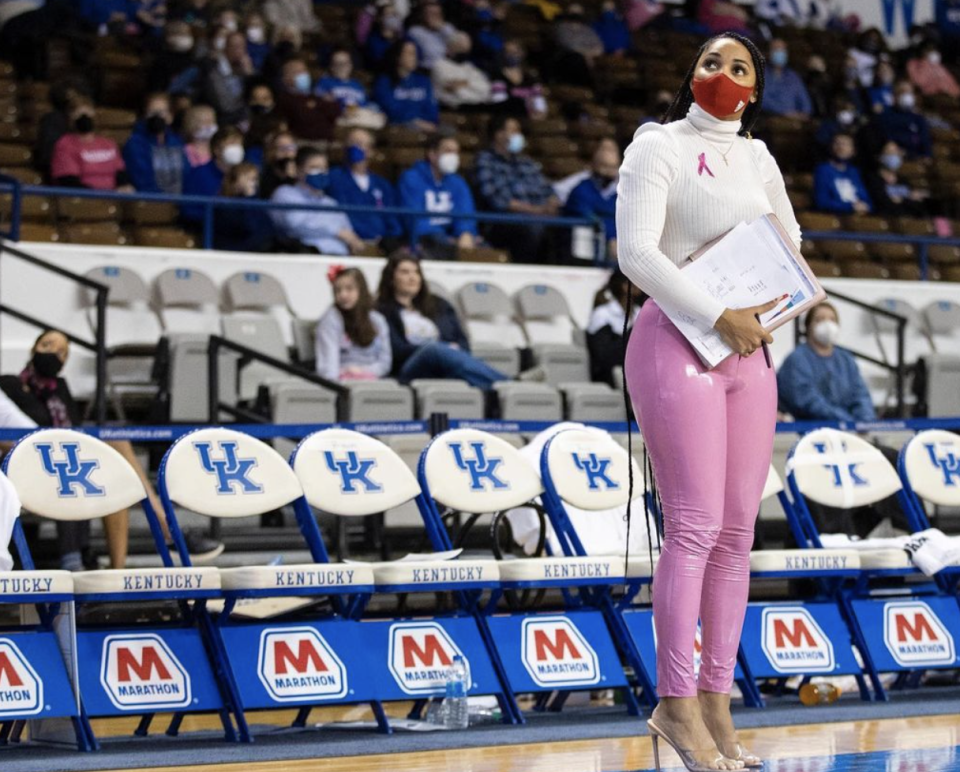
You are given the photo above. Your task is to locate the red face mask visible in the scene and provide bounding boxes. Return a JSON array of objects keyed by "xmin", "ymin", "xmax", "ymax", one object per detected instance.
[{"xmin": 690, "ymin": 72, "xmax": 754, "ymax": 119}]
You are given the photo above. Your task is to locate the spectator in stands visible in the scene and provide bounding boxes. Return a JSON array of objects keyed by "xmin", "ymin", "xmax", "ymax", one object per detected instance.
[
  {"xmin": 762, "ymin": 39, "xmax": 812, "ymax": 119},
  {"xmin": 364, "ymin": 2, "xmax": 405, "ymax": 70},
  {"xmin": 469, "ymin": 0, "xmax": 505, "ymax": 73},
  {"xmin": 551, "ymin": 3, "xmax": 603, "ymax": 87},
  {"xmin": 50, "ymin": 99, "xmax": 132, "ymax": 192},
  {"xmin": 838, "ymin": 54, "xmax": 867, "ymax": 116},
  {"xmin": 866, "ymin": 60, "xmax": 896, "ymax": 114},
  {"xmin": 203, "ymin": 30, "xmax": 255, "ymax": 125},
  {"xmin": 814, "ymin": 96, "xmax": 862, "ymax": 158},
  {"xmin": 938, "ymin": 1, "xmax": 960, "ymax": 62},
  {"xmin": 553, "ymin": 137, "xmax": 619, "ymax": 204},
  {"xmin": 123, "ymin": 92, "xmax": 187, "ymax": 195},
  {"xmin": 373, "ymin": 40, "xmax": 439, "ymax": 130},
  {"xmin": 35, "ymin": 77, "xmax": 94, "ymax": 180},
  {"xmin": 586, "ymin": 270, "xmax": 640, "ymax": 386},
  {"xmin": 316, "ymin": 266, "xmax": 392, "ymax": 381},
  {"xmin": 475, "ymin": 115, "xmax": 559, "ymax": 262},
  {"xmin": 564, "ymin": 143, "xmax": 620, "ymax": 259},
  {"xmin": 259, "ymin": 129, "xmax": 298, "ymax": 199},
  {"xmin": 691, "ymin": 0, "xmax": 751, "ymax": 35},
  {"xmin": 376, "ymin": 252, "xmax": 507, "ymax": 387},
  {"xmin": 803, "ymin": 55, "xmax": 832, "ymax": 119},
  {"xmin": 244, "ymin": 10, "xmax": 271, "ymax": 71},
  {"xmin": 149, "ymin": 20, "xmax": 202, "ymax": 96},
  {"xmin": 866, "ymin": 141, "xmax": 932, "ymax": 218},
  {"xmin": 243, "ymin": 81, "xmax": 284, "ymax": 165},
  {"xmin": 813, "ymin": 133, "xmax": 872, "ymax": 215},
  {"xmin": 262, "ymin": 24, "xmax": 304, "ymax": 83},
  {"xmin": 848, "ymin": 27, "xmax": 887, "ymax": 87},
  {"xmin": 182, "ymin": 104, "xmax": 218, "ymax": 168},
  {"xmin": 870, "ymin": 80, "xmax": 932, "ymax": 159},
  {"xmin": 0, "ymin": 330, "xmax": 223, "ymax": 569},
  {"xmin": 275, "ymin": 58, "xmax": 342, "ymax": 141},
  {"xmin": 907, "ymin": 42, "xmax": 960, "ymax": 98},
  {"xmin": 181, "ymin": 125, "xmax": 245, "ymax": 224},
  {"xmin": 169, "ymin": 0, "xmax": 212, "ymax": 26},
  {"xmin": 398, "ymin": 131, "xmax": 477, "ymax": 257},
  {"xmin": 215, "ymin": 163, "xmax": 276, "ymax": 252},
  {"xmin": 328, "ymin": 128, "xmax": 404, "ymax": 251},
  {"xmin": 270, "ymin": 146, "xmax": 367, "ymax": 255},
  {"xmin": 489, "ymin": 39, "xmax": 547, "ymax": 119},
  {"xmin": 593, "ymin": 0, "xmax": 631, "ymax": 55},
  {"xmin": 408, "ymin": 1, "xmax": 460, "ymax": 69},
  {"xmin": 315, "ymin": 47, "xmax": 386, "ymax": 129},
  {"xmin": 432, "ymin": 33, "xmax": 492, "ymax": 109},
  {"xmin": 777, "ymin": 302, "xmax": 875, "ymax": 422},
  {"xmin": 263, "ymin": 0, "xmax": 321, "ymax": 34}
]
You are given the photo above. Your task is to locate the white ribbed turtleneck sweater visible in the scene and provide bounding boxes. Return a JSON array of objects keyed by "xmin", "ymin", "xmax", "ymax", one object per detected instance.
[{"xmin": 616, "ymin": 103, "xmax": 802, "ymax": 328}]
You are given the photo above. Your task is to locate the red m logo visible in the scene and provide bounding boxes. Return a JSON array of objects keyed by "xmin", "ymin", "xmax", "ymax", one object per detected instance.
[
  {"xmin": 895, "ymin": 612, "xmax": 938, "ymax": 643},
  {"xmin": 534, "ymin": 628, "xmax": 582, "ymax": 661},
  {"xmin": 116, "ymin": 647, "xmax": 172, "ymax": 683},
  {"xmin": 402, "ymin": 635, "xmax": 452, "ymax": 669},
  {"xmin": 773, "ymin": 618, "xmax": 816, "ymax": 649},
  {"xmin": 0, "ymin": 652, "xmax": 24, "ymax": 688},
  {"xmin": 274, "ymin": 640, "xmax": 328, "ymax": 675}
]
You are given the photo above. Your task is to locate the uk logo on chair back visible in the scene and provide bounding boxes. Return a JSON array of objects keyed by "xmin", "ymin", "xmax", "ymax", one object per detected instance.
[
  {"xmin": 543, "ymin": 429, "xmax": 639, "ymax": 511},
  {"xmin": 902, "ymin": 431, "xmax": 960, "ymax": 507}
]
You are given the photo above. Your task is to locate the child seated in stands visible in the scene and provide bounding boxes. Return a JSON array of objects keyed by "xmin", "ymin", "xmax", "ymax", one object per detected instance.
[{"xmin": 315, "ymin": 266, "xmax": 392, "ymax": 381}]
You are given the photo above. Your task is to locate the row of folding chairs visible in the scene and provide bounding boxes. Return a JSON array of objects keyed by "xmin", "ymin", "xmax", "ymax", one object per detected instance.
[{"xmin": 0, "ymin": 424, "xmax": 958, "ymax": 752}]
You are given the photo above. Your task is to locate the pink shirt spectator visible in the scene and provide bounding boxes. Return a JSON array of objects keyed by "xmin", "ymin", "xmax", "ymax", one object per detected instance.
[
  {"xmin": 185, "ymin": 143, "xmax": 212, "ymax": 168},
  {"xmin": 906, "ymin": 57, "xmax": 960, "ymax": 97},
  {"xmin": 50, "ymin": 134, "xmax": 125, "ymax": 190}
]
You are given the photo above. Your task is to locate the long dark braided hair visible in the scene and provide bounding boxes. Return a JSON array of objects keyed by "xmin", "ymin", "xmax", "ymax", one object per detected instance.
[
  {"xmin": 662, "ymin": 31, "xmax": 767, "ymax": 137},
  {"xmin": 621, "ymin": 31, "xmax": 767, "ymax": 580}
]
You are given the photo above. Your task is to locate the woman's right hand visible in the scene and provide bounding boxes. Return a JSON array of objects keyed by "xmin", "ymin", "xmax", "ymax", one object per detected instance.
[{"xmin": 713, "ymin": 297, "xmax": 783, "ymax": 357}]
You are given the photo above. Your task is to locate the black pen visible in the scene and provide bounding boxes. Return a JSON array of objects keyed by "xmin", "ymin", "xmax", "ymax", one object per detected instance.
[{"xmin": 755, "ymin": 313, "xmax": 772, "ymax": 369}]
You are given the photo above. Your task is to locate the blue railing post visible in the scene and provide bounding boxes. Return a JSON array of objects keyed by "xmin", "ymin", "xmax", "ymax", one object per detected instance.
[
  {"xmin": 9, "ymin": 177, "xmax": 21, "ymax": 243},
  {"xmin": 202, "ymin": 201, "xmax": 214, "ymax": 250},
  {"xmin": 919, "ymin": 242, "xmax": 929, "ymax": 281}
]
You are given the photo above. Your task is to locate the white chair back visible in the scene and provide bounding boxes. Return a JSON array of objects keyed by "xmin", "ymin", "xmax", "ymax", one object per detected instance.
[
  {"xmin": 162, "ymin": 428, "xmax": 302, "ymax": 517},
  {"xmin": 902, "ymin": 430, "xmax": 960, "ymax": 507},
  {"xmin": 292, "ymin": 429, "xmax": 421, "ymax": 516},
  {"xmin": 543, "ymin": 428, "xmax": 640, "ymax": 511},
  {"xmin": 422, "ymin": 429, "xmax": 543, "ymax": 513},
  {"xmin": 4, "ymin": 429, "xmax": 146, "ymax": 520},
  {"xmin": 762, "ymin": 464, "xmax": 784, "ymax": 501}
]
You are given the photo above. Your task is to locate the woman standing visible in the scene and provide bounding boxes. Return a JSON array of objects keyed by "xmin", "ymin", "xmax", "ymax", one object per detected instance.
[{"xmin": 618, "ymin": 33, "xmax": 801, "ymax": 771}]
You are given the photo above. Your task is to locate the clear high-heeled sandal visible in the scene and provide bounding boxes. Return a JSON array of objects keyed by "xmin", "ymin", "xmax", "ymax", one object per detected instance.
[
  {"xmin": 719, "ymin": 742, "xmax": 762, "ymax": 768},
  {"xmin": 647, "ymin": 719, "xmax": 745, "ymax": 772}
]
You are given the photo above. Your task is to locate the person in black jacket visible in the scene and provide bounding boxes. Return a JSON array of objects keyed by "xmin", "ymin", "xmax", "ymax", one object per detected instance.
[
  {"xmin": 215, "ymin": 163, "xmax": 276, "ymax": 252},
  {"xmin": 376, "ymin": 251, "xmax": 507, "ymax": 388},
  {"xmin": 586, "ymin": 269, "xmax": 641, "ymax": 386},
  {"xmin": 0, "ymin": 330, "xmax": 223, "ymax": 569}
]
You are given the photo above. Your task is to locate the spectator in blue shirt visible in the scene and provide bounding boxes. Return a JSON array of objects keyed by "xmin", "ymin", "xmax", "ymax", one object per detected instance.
[
  {"xmin": 762, "ymin": 39, "xmax": 812, "ymax": 119},
  {"xmin": 564, "ymin": 144, "xmax": 620, "ymax": 259},
  {"xmin": 181, "ymin": 126, "xmax": 246, "ymax": 225},
  {"xmin": 866, "ymin": 60, "xmax": 896, "ymax": 114},
  {"xmin": 316, "ymin": 48, "xmax": 376, "ymax": 109},
  {"xmin": 214, "ymin": 162, "xmax": 275, "ymax": 253},
  {"xmin": 364, "ymin": 3, "xmax": 405, "ymax": 70},
  {"xmin": 593, "ymin": 1, "xmax": 631, "ymax": 55},
  {"xmin": 123, "ymin": 92, "xmax": 186, "ymax": 194},
  {"xmin": 398, "ymin": 132, "xmax": 477, "ymax": 256},
  {"xmin": 327, "ymin": 127, "xmax": 404, "ymax": 250},
  {"xmin": 814, "ymin": 96, "xmax": 862, "ymax": 159},
  {"xmin": 474, "ymin": 115, "xmax": 559, "ymax": 262},
  {"xmin": 244, "ymin": 11, "xmax": 270, "ymax": 71},
  {"xmin": 870, "ymin": 80, "xmax": 932, "ymax": 158},
  {"xmin": 270, "ymin": 146, "xmax": 366, "ymax": 256},
  {"xmin": 777, "ymin": 302, "xmax": 876, "ymax": 422},
  {"xmin": 813, "ymin": 133, "xmax": 872, "ymax": 215},
  {"xmin": 373, "ymin": 40, "xmax": 439, "ymax": 130}
]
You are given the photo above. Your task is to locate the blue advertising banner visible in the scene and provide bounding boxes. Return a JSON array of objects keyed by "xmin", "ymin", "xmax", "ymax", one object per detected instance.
[
  {"xmin": 849, "ymin": 596, "xmax": 960, "ymax": 671},
  {"xmin": 0, "ymin": 632, "xmax": 77, "ymax": 720}
]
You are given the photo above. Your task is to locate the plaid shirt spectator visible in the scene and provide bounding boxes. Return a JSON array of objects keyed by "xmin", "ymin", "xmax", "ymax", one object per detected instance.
[{"xmin": 474, "ymin": 149, "xmax": 553, "ymax": 211}]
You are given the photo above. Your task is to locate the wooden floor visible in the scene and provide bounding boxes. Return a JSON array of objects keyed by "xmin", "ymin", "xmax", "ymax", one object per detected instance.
[{"xmin": 91, "ymin": 709, "xmax": 960, "ymax": 772}]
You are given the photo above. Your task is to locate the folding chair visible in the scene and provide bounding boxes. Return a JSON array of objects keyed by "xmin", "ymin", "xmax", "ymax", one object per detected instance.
[
  {"xmin": 289, "ymin": 428, "xmax": 521, "ymax": 727},
  {"xmin": 785, "ymin": 428, "xmax": 960, "ymax": 698},
  {"xmin": 156, "ymin": 428, "xmax": 383, "ymax": 735},
  {"xmin": 897, "ymin": 429, "xmax": 960, "ymax": 597},
  {"xmin": 417, "ymin": 428, "xmax": 640, "ymax": 717},
  {"xmin": 2, "ymin": 429, "xmax": 232, "ymax": 747}
]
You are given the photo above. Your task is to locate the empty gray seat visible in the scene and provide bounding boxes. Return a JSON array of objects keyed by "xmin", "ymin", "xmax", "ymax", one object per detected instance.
[
  {"xmin": 344, "ymin": 381, "xmax": 415, "ymax": 422},
  {"xmin": 494, "ymin": 382, "xmax": 562, "ymax": 421},
  {"xmin": 457, "ymin": 281, "xmax": 527, "ymax": 350},
  {"xmin": 414, "ymin": 381, "xmax": 484, "ymax": 419},
  {"xmin": 221, "ymin": 313, "xmax": 290, "ymax": 401},
  {"xmin": 560, "ymin": 382, "xmax": 626, "ymax": 422},
  {"xmin": 223, "ymin": 270, "xmax": 296, "ymax": 347},
  {"xmin": 168, "ymin": 334, "xmax": 238, "ymax": 422},
  {"xmin": 471, "ymin": 342, "xmax": 521, "ymax": 378},
  {"xmin": 530, "ymin": 342, "xmax": 590, "ymax": 386},
  {"xmin": 154, "ymin": 267, "xmax": 220, "ymax": 334},
  {"xmin": 270, "ymin": 380, "xmax": 338, "ymax": 459},
  {"xmin": 923, "ymin": 300, "xmax": 960, "ymax": 353},
  {"xmin": 515, "ymin": 284, "xmax": 583, "ymax": 346}
]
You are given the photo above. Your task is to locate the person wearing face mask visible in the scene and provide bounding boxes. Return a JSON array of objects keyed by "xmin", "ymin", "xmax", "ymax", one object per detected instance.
[
  {"xmin": 214, "ymin": 162, "xmax": 276, "ymax": 252},
  {"xmin": 564, "ymin": 144, "xmax": 621, "ymax": 259},
  {"xmin": 270, "ymin": 147, "xmax": 366, "ymax": 255},
  {"xmin": 618, "ymin": 33, "xmax": 801, "ymax": 770},
  {"xmin": 315, "ymin": 48, "xmax": 386, "ymax": 129},
  {"xmin": 475, "ymin": 115, "xmax": 559, "ymax": 262},
  {"xmin": 181, "ymin": 126, "xmax": 246, "ymax": 224},
  {"xmin": 202, "ymin": 30, "xmax": 255, "ymax": 125},
  {"xmin": 866, "ymin": 141, "xmax": 932, "ymax": 217},
  {"xmin": 123, "ymin": 92, "xmax": 187, "ymax": 194},
  {"xmin": 34, "ymin": 76, "xmax": 95, "ymax": 181},
  {"xmin": 259, "ymin": 129, "xmax": 298, "ymax": 199},
  {"xmin": 373, "ymin": 40, "xmax": 439, "ymax": 130},
  {"xmin": 777, "ymin": 303, "xmax": 875, "ymax": 423},
  {"xmin": 907, "ymin": 43, "xmax": 960, "ymax": 98},
  {"xmin": 489, "ymin": 39, "xmax": 547, "ymax": 119},
  {"xmin": 866, "ymin": 60, "xmax": 896, "ymax": 115},
  {"xmin": 181, "ymin": 104, "xmax": 218, "ymax": 168},
  {"xmin": 813, "ymin": 133, "xmax": 872, "ymax": 215},
  {"xmin": 149, "ymin": 20, "xmax": 201, "ymax": 96},
  {"xmin": 761, "ymin": 39, "xmax": 812, "ymax": 119},
  {"xmin": 327, "ymin": 128, "xmax": 405, "ymax": 251},
  {"xmin": 50, "ymin": 98, "xmax": 133, "ymax": 191},
  {"xmin": 275, "ymin": 58, "xmax": 342, "ymax": 141},
  {"xmin": 849, "ymin": 27, "xmax": 886, "ymax": 87},
  {"xmin": 399, "ymin": 131, "xmax": 478, "ymax": 256},
  {"xmin": 242, "ymin": 81, "xmax": 284, "ymax": 165},
  {"xmin": 364, "ymin": 2, "xmax": 404, "ymax": 70},
  {"xmin": 813, "ymin": 96, "xmax": 860, "ymax": 158},
  {"xmin": 243, "ymin": 11, "xmax": 270, "ymax": 70},
  {"xmin": 803, "ymin": 55, "xmax": 832, "ymax": 119},
  {"xmin": 431, "ymin": 33, "xmax": 492, "ymax": 109},
  {"xmin": 870, "ymin": 80, "xmax": 932, "ymax": 159}
]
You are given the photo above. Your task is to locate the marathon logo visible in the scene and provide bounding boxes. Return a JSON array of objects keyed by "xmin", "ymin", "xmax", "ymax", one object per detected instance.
[
  {"xmin": 100, "ymin": 634, "xmax": 192, "ymax": 710},
  {"xmin": 387, "ymin": 622, "xmax": 468, "ymax": 695},
  {"xmin": 521, "ymin": 617, "xmax": 601, "ymax": 687},
  {"xmin": 542, "ymin": 562, "xmax": 612, "ymax": 580},
  {"xmin": 0, "ymin": 577, "xmax": 55, "ymax": 595},
  {"xmin": 760, "ymin": 607, "xmax": 836, "ymax": 674},
  {"xmin": 883, "ymin": 601, "xmax": 957, "ymax": 668},
  {"xmin": 121, "ymin": 572, "xmax": 208, "ymax": 592},
  {"xmin": 782, "ymin": 554, "xmax": 851, "ymax": 572},
  {"xmin": 0, "ymin": 640, "xmax": 43, "ymax": 717},
  {"xmin": 408, "ymin": 565, "xmax": 487, "ymax": 584},
  {"xmin": 257, "ymin": 628, "xmax": 348, "ymax": 702},
  {"xmin": 274, "ymin": 568, "xmax": 357, "ymax": 588}
]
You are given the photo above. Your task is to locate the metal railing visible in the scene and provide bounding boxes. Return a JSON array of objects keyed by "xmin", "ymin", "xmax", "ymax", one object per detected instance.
[{"xmin": 0, "ymin": 239, "xmax": 109, "ymax": 423}]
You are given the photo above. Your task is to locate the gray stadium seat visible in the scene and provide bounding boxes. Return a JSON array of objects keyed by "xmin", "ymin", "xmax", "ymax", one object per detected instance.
[
  {"xmin": 223, "ymin": 271, "xmax": 296, "ymax": 347},
  {"xmin": 410, "ymin": 379, "xmax": 484, "ymax": 419},
  {"xmin": 560, "ymin": 382, "xmax": 627, "ymax": 422},
  {"xmin": 493, "ymin": 382, "xmax": 562, "ymax": 421},
  {"xmin": 457, "ymin": 283, "xmax": 527, "ymax": 370},
  {"xmin": 514, "ymin": 283, "xmax": 584, "ymax": 347},
  {"xmin": 922, "ymin": 300, "xmax": 960, "ymax": 354},
  {"xmin": 153, "ymin": 267, "xmax": 220, "ymax": 334},
  {"xmin": 343, "ymin": 381, "xmax": 415, "ymax": 422},
  {"xmin": 221, "ymin": 313, "xmax": 291, "ymax": 402},
  {"xmin": 269, "ymin": 379, "xmax": 338, "ymax": 459},
  {"xmin": 529, "ymin": 342, "xmax": 591, "ymax": 386},
  {"xmin": 167, "ymin": 334, "xmax": 238, "ymax": 422}
]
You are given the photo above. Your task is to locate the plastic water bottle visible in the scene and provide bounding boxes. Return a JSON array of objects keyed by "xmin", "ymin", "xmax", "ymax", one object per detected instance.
[
  {"xmin": 799, "ymin": 682, "xmax": 841, "ymax": 706},
  {"xmin": 440, "ymin": 655, "xmax": 470, "ymax": 729}
]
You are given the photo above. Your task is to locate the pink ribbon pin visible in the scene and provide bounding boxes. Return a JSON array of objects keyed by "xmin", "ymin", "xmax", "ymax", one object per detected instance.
[{"xmin": 697, "ymin": 152, "xmax": 715, "ymax": 178}]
